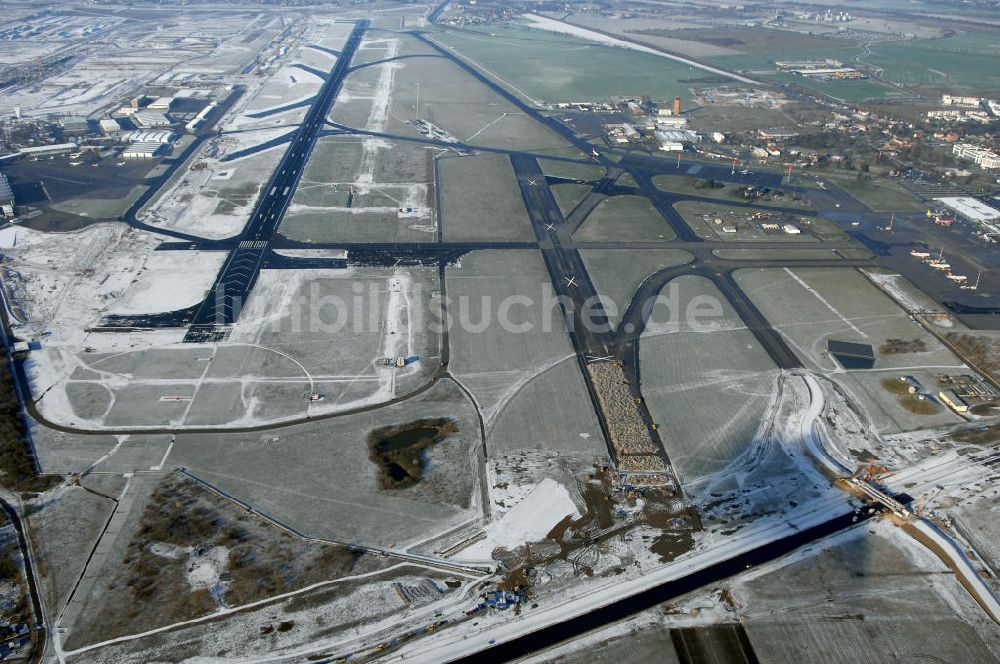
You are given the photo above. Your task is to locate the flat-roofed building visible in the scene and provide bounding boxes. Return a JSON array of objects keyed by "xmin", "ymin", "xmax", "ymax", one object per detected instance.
[
  {"xmin": 953, "ymin": 143, "xmax": 1000, "ymax": 169},
  {"xmin": 16, "ymin": 143, "xmax": 76, "ymax": 157},
  {"xmin": 939, "ymin": 389, "xmax": 969, "ymax": 413},
  {"xmin": 99, "ymin": 118, "xmax": 122, "ymax": 137},
  {"xmin": 935, "ymin": 196, "xmax": 1000, "ymax": 223},
  {"xmin": 122, "ymin": 141, "xmax": 165, "ymax": 159},
  {"xmin": 133, "ymin": 111, "xmax": 171, "ymax": 128},
  {"xmin": 60, "ymin": 117, "xmax": 90, "ymax": 136},
  {"xmin": 148, "ymin": 96, "xmax": 175, "ymax": 110}
]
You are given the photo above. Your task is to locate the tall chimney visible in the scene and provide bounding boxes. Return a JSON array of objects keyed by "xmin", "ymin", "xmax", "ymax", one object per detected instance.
[{"xmin": 673, "ymin": 96, "xmax": 681, "ymax": 115}]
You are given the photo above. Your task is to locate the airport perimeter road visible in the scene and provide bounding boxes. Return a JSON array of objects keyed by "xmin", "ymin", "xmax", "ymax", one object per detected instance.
[{"xmin": 184, "ymin": 20, "xmax": 369, "ymax": 341}]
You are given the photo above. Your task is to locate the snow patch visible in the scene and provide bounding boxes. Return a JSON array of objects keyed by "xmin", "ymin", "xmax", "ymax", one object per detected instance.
[
  {"xmin": 457, "ymin": 478, "xmax": 579, "ymax": 560},
  {"xmin": 110, "ymin": 251, "xmax": 226, "ymax": 315}
]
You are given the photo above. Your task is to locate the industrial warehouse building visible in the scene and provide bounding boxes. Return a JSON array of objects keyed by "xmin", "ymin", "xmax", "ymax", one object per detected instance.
[
  {"xmin": 100, "ymin": 118, "xmax": 122, "ymax": 137},
  {"xmin": 133, "ymin": 111, "xmax": 172, "ymax": 128},
  {"xmin": 120, "ymin": 128, "xmax": 176, "ymax": 159},
  {"xmin": 15, "ymin": 143, "xmax": 76, "ymax": 158},
  {"xmin": 148, "ymin": 96, "xmax": 175, "ymax": 111},
  {"xmin": 935, "ymin": 197, "xmax": 1000, "ymax": 223},
  {"xmin": 122, "ymin": 141, "xmax": 166, "ymax": 159},
  {"xmin": 120, "ymin": 129, "xmax": 176, "ymax": 145},
  {"xmin": 939, "ymin": 389, "xmax": 969, "ymax": 413}
]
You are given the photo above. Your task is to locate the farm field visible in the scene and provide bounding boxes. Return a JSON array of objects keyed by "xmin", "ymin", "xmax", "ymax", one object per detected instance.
[
  {"xmin": 432, "ymin": 24, "xmax": 705, "ymax": 103},
  {"xmin": 866, "ymin": 30, "xmax": 1000, "ymax": 94},
  {"xmin": 819, "ymin": 172, "xmax": 925, "ymax": 212}
]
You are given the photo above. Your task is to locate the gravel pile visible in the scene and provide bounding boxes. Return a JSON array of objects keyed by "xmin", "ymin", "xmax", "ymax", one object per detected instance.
[{"xmin": 587, "ymin": 361, "xmax": 657, "ymax": 456}]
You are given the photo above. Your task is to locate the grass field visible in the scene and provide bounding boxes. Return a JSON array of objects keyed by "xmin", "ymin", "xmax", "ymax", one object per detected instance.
[
  {"xmin": 741, "ymin": 524, "xmax": 1000, "ymax": 664},
  {"xmin": 706, "ymin": 46, "xmax": 860, "ymax": 73},
  {"xmin": 446, "ymin": 249, "xmax": 579, "ymax": 420},
  {"xmin": 487, "ymin": 357, "xmax": 606, "ymax": 456},
  {"xmin": 713, "ymin": 247, "xmax": 872, "ymax": 261},
  {"xmin": 282, "ymin": 136, "xmax": 435, "ymax": 244},
  {"xmin": 771, "ymin": 72, "xmax": 902, "ymax": 102},
  {"xmin": 573, "ymin": 195, "xmax": 675, "ymax": 243},
  {"xmin": 733, "ymin": 267, "xmax": 961, "ymax": 373},
  {"xmin": 652, "ymin": 27, "xmax": 856, "ymax": 55},
  {"xmin": 384, "ymin": 40, "xmax": 569, "ymax": 152},
  {"xmin": 171, "ymin": 379, "xmax": 481, "ymax": 548},
  {"xmin": 616, "ymin": 172, "xmax": 638, "ymax": 188},
  {"xmin": 866, "ymin": 31, "xmax": 1000, "ymax": 94},
  {"xmin": 701, "ymin": 26, "xmax": 1000, "ymax": 98},
  {"xmin": 439, "ymin": 153, "xmax": 534, "ymax": 242},
  {"xmin": 538, "ymin": 158, "xmax": 606, "ymax": 182},
  {"xmin": 820, "ymin": 172, "xmax": 925, "ymax": 212},
  {"xmin": 580, "ymin": 249, "xmax": 693, "ymax": 328},
  {"xmin": 432, "ymin": 25, "xmax": 704, "ymax": 103},
  {"xmin": 550, "ymin": 182, "xmax": 592, "ymax": 217},
  {"xmin": 639, "ymin": 275, "xmax": 778, "ymax": 483},
  {"xmin": 839, "ymin": 371, "xmax": 959, "ymax": 434},
  {"xmin": 705, "ymin": 43, "xmax": 901, "ymax": 101}
]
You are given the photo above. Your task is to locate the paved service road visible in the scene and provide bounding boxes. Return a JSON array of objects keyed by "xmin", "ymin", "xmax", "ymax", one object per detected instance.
[{"xmin": 184, "ymin": 20, "xmax": 369, "ymax": 341}]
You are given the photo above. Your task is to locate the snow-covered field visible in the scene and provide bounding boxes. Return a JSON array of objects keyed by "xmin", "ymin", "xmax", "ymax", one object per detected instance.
[
  {"xmin": 109, "ymin": 251, "xmax": 226, "ymax": 315},
  {"xmin": 519, "ymin": 13, "xmax": 756, "ymax": 86},
  {"xmin": 13, "ymin": 259, "xmax": 427, "ymax": 429},
  {"xmin": 457, "ymin": 478, "xmax": 579, "ymax": 561},
  {"xmin": 2, "ymin": 223, "xmax": 159, "ymax": 337}
]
